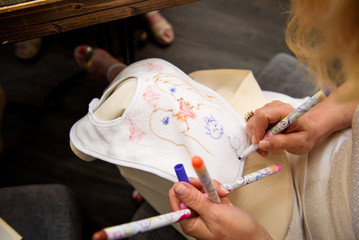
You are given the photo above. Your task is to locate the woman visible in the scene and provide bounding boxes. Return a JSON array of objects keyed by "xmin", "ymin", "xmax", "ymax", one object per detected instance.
[{"xmin": 168, "ymin": 0, "xmax": 359, "ymax": 239}]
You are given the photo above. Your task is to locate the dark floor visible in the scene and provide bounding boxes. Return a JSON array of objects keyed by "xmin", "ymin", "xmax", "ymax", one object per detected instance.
[{"xmin": 0, "ymin": 0, "xmax": 291, "ymax": 238}]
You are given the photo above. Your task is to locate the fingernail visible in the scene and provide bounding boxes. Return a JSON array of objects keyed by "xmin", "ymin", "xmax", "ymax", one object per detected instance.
[
  {"xmin": 258, "ymin": 149, "xmax": 268, "ymax": 157},
  {"xmin": 259, "ymin": 140, "xmax": 270, "ymax": 150},
  {"xmin": 252, "ymin": 135, "xmax": 257, "ymax": 144},
  {"xmin": 220, "ymin": 185, "xmax": 229, "ymax": 194},
  {"xmin": 179, "ymin": 202, "xmax": 187, "ymax": 209},
  {"xmin": 260, "ymin": 151, "xmax": 268, "ymax": 157},
  {"xmin": 174, "ymin": 184, "xmax": 188, "ymax": 196}
]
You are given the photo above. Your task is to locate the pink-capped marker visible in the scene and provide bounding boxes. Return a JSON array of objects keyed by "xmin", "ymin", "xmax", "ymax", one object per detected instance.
[
  {"xmin": 179, "ymin": 164, "xmax": 282, "ymax": 209},
  {"xmin": 222, "ymin": 164, "xmax": 282, "ymax": 192},
  {"xmin": 175, "ymin": 162, "xmax": 282, "ymax": 208},
  {"xmin": 91, "ymin": 165, "xmax": 283, "ymax": 240}
]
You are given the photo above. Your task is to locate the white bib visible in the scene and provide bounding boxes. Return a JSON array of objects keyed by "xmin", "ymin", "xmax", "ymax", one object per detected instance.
[{"xmin": 70, "ymin": 59, "xmax": 250, "ymax": 183}]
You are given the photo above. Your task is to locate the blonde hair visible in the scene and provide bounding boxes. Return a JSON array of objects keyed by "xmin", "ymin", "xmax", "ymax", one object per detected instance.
[{"xmin": 286, "ymin": 0, "xmax": 359, "ymax": 95}]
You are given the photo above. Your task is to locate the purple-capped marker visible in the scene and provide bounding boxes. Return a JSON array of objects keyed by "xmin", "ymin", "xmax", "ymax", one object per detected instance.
[{"xmin": 174, "ymin": 164, "xmax": 190, "ymax": 183}]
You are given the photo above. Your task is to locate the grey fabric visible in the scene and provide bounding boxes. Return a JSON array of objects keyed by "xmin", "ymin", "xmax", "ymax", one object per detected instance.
[
  {"xmin": 256, "ymin": 53, "xmax": 317, "ymax": 98},
  {"xmin": 129, "ymin": 201, "xmax": 187, "ymax": 240},
  {"xmin": 0, "ymin": 184, "xmax": 82, "ymax": 240}
]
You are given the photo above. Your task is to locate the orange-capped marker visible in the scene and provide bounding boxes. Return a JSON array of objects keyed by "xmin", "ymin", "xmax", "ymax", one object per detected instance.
[
  {"xmin": 191, "ymin": 155, "xmax": 221, "ymax": 203},
  {"xmin": 192, "ymin": 155, "xmax": 204, "ymax": 169}
]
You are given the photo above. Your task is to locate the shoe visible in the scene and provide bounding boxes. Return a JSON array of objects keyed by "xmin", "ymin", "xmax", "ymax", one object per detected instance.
[
  {"xmin": 74, "ymin": 45, "xmax": 94, "ymax": 72},
  {"xmin": 74, "ymin": 45, "xmax": 126, "ymax": 84},
  {"xmin": 132, "ymin": 190, "xmax": 144, "ymax": 205},
  {"xmin": 14, "ymin": 38, "xmax": 42, "ymax": 60},
  {"xmin": 134, "ymin": 29, "xmax": 148, "ymax": 48},
  {"xmin": 144, "ymin": 11, "xmax": 174, "ymax": 46}
]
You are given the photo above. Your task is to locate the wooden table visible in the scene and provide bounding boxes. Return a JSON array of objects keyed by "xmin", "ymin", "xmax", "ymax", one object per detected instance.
[{"xmin": 0, "ymin": 0, "xmax": 198, "ymax": 45}]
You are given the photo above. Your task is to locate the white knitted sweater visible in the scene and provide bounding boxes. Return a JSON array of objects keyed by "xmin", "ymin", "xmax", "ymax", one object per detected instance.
[{"xmin": 285, "ymin": 106, "xmax": 359, "ymax": 240}]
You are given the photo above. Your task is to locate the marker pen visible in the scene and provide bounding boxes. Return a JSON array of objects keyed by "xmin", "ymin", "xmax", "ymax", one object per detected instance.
[{"xmin": 192, "ymin": 155, "xmax": 221, "ymax": 203}]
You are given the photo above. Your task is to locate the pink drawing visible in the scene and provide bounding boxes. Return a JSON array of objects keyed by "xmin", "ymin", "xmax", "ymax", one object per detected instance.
[
  {"xmin": 143, "ymin": 85, "xmax": 161, "ymax": 108},
  {"xmin": 128, "ymin": 117, "xmax": 146, "ymax": 145},
  {"xmin": 146, "ymin": 62, "xmax": 164, "ymax": 73},
  {"xmin": 176, "ymin": 100, "xmax": 196, "ymax": 123}
]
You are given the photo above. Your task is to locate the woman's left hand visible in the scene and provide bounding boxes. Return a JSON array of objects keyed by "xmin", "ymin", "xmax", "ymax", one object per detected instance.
[{"xmin": 169, "ymin": 177, "xmax": 272, "ymax": 240}]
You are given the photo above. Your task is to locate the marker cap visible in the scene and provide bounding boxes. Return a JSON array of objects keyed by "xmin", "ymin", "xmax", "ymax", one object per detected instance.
[
  {"xmin": 174, "ymin": 164, "xmax": 190, "ymax": 183},
  {"xmin": 192, "ymin": 155, "xmax": 204, "ymax": 170}
]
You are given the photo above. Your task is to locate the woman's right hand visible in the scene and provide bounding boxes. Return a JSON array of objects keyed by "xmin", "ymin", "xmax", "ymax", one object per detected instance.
[
  {"xmin": 245, "ymin": 100, "xmax": 320, "ymax": 155},
  {"xmin": 246, "ymin": 84, "xmax": 358, "ymax": 156}
]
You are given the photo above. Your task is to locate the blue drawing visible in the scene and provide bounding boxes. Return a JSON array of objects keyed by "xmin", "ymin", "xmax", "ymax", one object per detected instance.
[
  {"xmin": 204, "ymin": 115, "xmax": 223, "ymax": 139},
  {"xmin": 161, "ymin": 116, "xmax": 169, "ymax": 125},
  {"xmin": 228, "ymin": 136, "xmax": 241, "ymax": 160},
  {"xmin": 170, "ymin": 87, "xmax": 176, "ymax": 94}
]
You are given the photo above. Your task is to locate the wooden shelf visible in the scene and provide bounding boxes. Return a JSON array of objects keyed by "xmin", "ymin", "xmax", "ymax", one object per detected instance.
[{"xmin": 0, "ymin": 0, "xmax": 198, "ymax": 44}]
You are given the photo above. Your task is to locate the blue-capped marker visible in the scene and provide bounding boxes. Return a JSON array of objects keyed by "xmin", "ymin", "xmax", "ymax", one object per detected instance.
[{"xmin": 174, "ymin": 164, "xmax": 190, "ymax": 183}]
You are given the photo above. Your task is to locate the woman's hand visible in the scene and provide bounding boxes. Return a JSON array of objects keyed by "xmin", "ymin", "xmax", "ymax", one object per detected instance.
[
  {"xmin": 246, "ymin": 101, "xmax": 297, "ymax": 155},
  {"xmin": 169, "ymin": 178, "xmax": 272, "ymax": 240},
  {"xmin": 246, "ymin": 84, "xmax": 358, "ymax": 156},
  {"xmin": 246, "ymin": 100, "xmax": 319, "ymax": 155}
]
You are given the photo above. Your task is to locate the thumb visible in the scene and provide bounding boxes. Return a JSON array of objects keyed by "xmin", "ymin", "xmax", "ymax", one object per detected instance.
[{"xmin": 173, "ymin": 182, "xmax": 212, "ymax": 216}]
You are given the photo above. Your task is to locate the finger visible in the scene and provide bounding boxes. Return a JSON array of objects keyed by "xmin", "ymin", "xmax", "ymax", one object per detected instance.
[
  {"xmin": 188, "ymin": 178, "xmax": 209, "ymax": 195},
  {"xmin": 221, "ymin": 197, "xmax": 233, "ymax": 206},
  {"xmin": 245, "ymin": 101, "xmax": 287, "ymax": 143},
  {"xmin": 189, "ymin": 177, "xmax": 228, "ymax": 197},
  {"xmin": 169, "ymin": 184, "xmax": 184, "ymax": 211},
  {"xmin": 172, "ymin": 182, "xmax": 213, "ymax": 217},
  {"xmin": 257, "ymin": 149, "xmax": 268, "ymax": 157},
  {"xmin": 245, "ymin": 120, "xmax": 254, "ymax": 143},
  {"xmin": 212, "ymin": 180, "xmax": 229, "ymax": 197},
  {"xmin": 258, "ymin": 131, "xmax": 313, "ymax": 154},
  {"xmin": 252, "ymin": 101, "xmax": 294, "ymax": 143},
  {"xmin": 169, "ymin": 183, "xmax": 204, "ymax": 237},
  {"xmin": 188, "ymin": 177, "xmax": 202, "ymax": 189}
]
